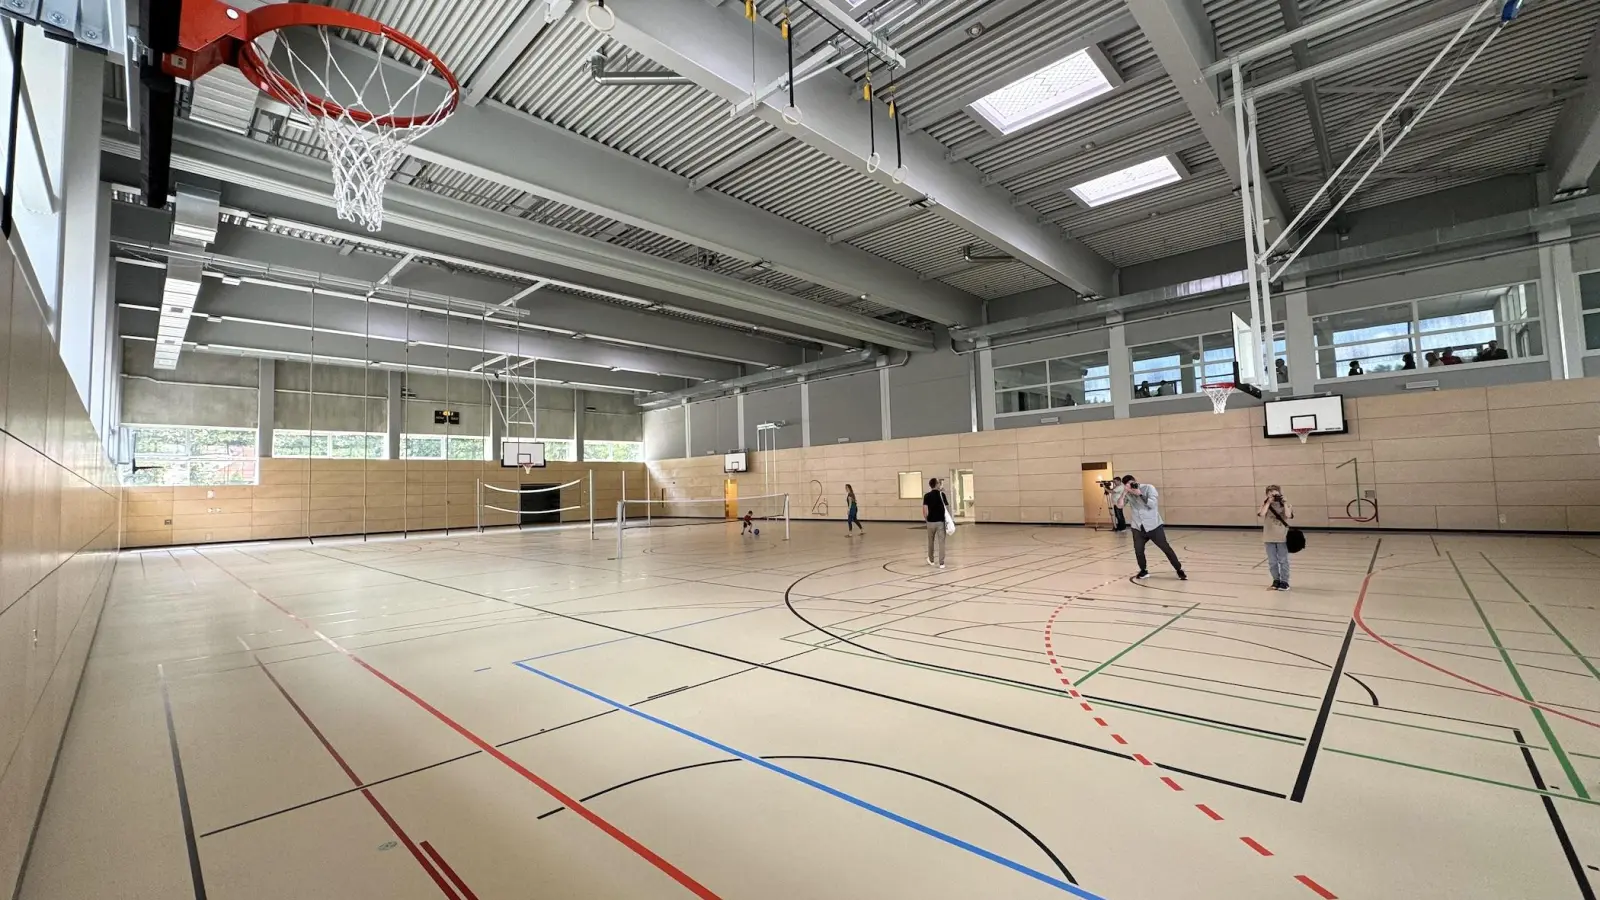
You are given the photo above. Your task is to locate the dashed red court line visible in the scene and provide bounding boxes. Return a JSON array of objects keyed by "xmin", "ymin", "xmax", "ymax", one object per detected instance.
[{"xmin": 1044, "ymin": 598, "xmax": 1336, "ymax": 898}]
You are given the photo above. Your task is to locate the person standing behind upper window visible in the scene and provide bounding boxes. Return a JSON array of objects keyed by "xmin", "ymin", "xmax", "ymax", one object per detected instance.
[
  {"xmin": 1440, "ymin": 347, "xmax": 1463, "ymax": 365},
  {"xmin": 1424, "ymin": 351, "xmax": 1440, "ymax": 367}
]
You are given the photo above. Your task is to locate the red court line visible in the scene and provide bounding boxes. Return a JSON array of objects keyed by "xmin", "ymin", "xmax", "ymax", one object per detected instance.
[
  {"xmin": 1295, "ymin": 874, "xmax": 1339, "ymax": 898},
  {"xmin": 1159, "ymin": 777, "xmax": 1183, "ymax": 792},
  {"xmin": 1240, "ymin": 837, "xmax": 1273, "ymax": 857},
  {"xmin": 1352, "ymin": 572, "xmax": 1600, "ymax": 728},
  {"xmin": 252, "ymin": 594, "xmax": 725, "ymax": 900},
  {"xmin": 254, "ymin": 660, "xmax": 461, "ymax": 900},
  {"xmin": 1195, "ymin": 804, "xmax": 1223, "ymax": 821},
  {"xmin": 1110, "ymin": 734, "xmax": 1128, "ymax": 745},
  {"xmin": 422, "ymin": 841, "xmax": 481, "ymax": 900}
]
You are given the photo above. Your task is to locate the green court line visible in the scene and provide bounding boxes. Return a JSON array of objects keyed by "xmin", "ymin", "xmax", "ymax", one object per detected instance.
[
  {"xmin": 1326, "ymin": 748, "xmax": 1600, "ymax": 809},
  {"xmin": 1075, "ymin": 603, "xmax": 1200, "ymax": 686},
  {"xmin": 783, "ymin": 632, "xmax": 1598, "ymax": 806},
  {"xmin": 1480, "ymin": 554, "xmax": 1600, "ymax": 685},
  {"xmin": 1449, "ymin": 554, "xmax": 1591, "ymax": 801}
]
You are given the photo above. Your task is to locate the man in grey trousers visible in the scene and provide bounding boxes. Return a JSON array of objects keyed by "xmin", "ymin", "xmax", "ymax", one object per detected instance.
[
  {"xmin": 922, "ymin": 477, "xmax": 948, "ymax": 569},
  {"xmin": 1117, "ymin": 474, "xmax": 1187, "ymax": 581}
]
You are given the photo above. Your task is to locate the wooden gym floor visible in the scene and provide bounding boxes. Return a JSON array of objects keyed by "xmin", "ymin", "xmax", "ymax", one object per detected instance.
[{"xmin": 14, "ymin": 521, "xmax": 1600, "ymax": 900}]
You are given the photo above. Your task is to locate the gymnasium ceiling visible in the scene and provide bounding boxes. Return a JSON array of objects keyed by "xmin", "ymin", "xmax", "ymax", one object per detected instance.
[{"xmin": 105, "ymin": 0, "xmax": 1600, "ymax": 393}]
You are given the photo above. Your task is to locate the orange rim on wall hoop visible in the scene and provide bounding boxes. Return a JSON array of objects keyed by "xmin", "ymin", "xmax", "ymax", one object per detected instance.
[{"xmin": 165, "ymin": 0, "xmax": 461, "ymax": 231}]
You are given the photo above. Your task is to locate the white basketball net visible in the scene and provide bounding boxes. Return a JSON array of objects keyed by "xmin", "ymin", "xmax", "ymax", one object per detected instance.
[
  {"xmin": 252, "ymin": 27, "xmax": 456, "ymax": 232},
  {"xmin": 1203, "ymin": 385, "xmax": 1234, "ymax": 415},
  {"xmin": 1293, "ymin": 427, "xmax": 1313, "ymax": 444}
]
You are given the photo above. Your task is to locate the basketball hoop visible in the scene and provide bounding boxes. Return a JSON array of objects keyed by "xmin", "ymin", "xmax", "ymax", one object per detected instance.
[
  {"xmin": 1202, "ymin": 383, "xmax": 1235, "ymax": 415},
  {"xmin": 167, "ymin": 2, "xmax": 460, "ymax": 232},
  {"xmin": 1292, "ymin": 426, "xmax": 1314, "ymax": 444}
]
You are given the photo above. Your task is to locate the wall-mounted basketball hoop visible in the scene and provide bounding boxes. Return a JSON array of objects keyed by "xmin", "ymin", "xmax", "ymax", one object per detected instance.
[{"xmin": 164, "ymin": 1, "xmax": 460, "ymax": 232}]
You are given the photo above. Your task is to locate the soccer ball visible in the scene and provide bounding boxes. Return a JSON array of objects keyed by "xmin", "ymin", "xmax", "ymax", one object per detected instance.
[{"xmin": 753, "ymin": 528, "xmax": 760, "ymax": 536}]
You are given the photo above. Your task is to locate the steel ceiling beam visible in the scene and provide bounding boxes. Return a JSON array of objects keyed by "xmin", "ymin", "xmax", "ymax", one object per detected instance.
[
  {"xmin": 979, "ymin": 106, "xmax": 1193, "ymax": 187},
  {"xmin": 595, "ymin": 0, "xmax": 1117, "ymax": 299},
  {"xmin": 1545, "ymin": 24, "xmax": 1600, "ymax": 194},
  {"xmin": 186, "ymin": 226, "xmax": 810, "ymax": 368},
  {"xmin": 461, "ymin": 0, "xmax": 569, "ymax": 106},
  {"xmin": 115, "ymin": 264, "xmax": 734, "ymax": 381},
  {"xmin": 1125, "ymin": 0, "xmax": 1288, "ymax": 240},
  {"xmin": 120, "ymin": 310, "xmax": 685, "ymax": 394},
  {"xmin": 101, "ymin": 106, "xmax": 936, "ymax": 352},
  {"xmin": 263, "ymin": 30, "xmax": 980, "ymax": 325}
]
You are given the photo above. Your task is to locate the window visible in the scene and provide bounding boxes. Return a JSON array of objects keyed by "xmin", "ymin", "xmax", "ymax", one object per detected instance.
[
  {"xmin": 1582, "ymin": 272, "xmax": 1600, "ymax": 352},
  {"xmin": 1313, "ymin": 283, "xmax": 1542, "ymax": 378},
  {"xmin": 583, "ymin": 440, "xmax": 643, "ymax": 462},
  {"xmin": 3, "ymin": 27, "xmax": 70, "ymax": 319},
  {"xmin": 995, "ymin": 350, "xmax": 1110, "ymax": 414},
  {"xmin": 401, "ymin": 435, "xmax": 488, "ymax": 460},
  {"xmin": 272, "ymin": 431, "xmax": 387, "ymax": 459},
  {"xmin": 898, "ymin": 472, "xmax": 924, "ymax": 500},
  {"xmin": 970, "ymin": 49, "xmax": 1116, "ymax": 135},
  {"xmin": 1129, "ymin": 327, "xmax": 1285, "ymax": 399},
  {"xmin": 122, "ymin": 425, "xmax": 257, "ymax": 486},
  {"xmin": 542, "ymin": 439, "xmax": 575, "ymax": 462},
  {"xmin": 1071, "ymin": 156, "xmax": 1185, "ymax": 207}
]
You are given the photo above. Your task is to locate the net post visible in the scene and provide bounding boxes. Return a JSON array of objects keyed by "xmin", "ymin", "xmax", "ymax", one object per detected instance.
[
  {"xmin": 476, "ymin": 479, "xmax": 482, "ymax": 533},
  {"xmin": 784, "ymin": 493, "xmax": 790, "ymax": 541},
  {"xmin": 588, "ymin": 469, "xmax": 595, "ymax": 540},
  {"xmin": 615, "ymin": 500, "xmax": 624, "ymax": 558}
]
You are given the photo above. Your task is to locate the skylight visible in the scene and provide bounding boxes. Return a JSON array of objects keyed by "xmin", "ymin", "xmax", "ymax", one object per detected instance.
[
  {"xmin": 970, "ymin": 49, "xmax": 1116, "ymax": 135},
  {"xmin": 1069, "ymin": 156, "xmax": 1184, "ymax": 207}
]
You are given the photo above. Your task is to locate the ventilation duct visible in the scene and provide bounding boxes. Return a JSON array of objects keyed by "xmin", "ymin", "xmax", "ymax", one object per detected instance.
[
  {"xmin": 962, "ymin": 245, "xmax": 1011, "ymax": 264},
  {"xmin": 153, "ymin": 184, "xmax": 221, "ymax": 369}
]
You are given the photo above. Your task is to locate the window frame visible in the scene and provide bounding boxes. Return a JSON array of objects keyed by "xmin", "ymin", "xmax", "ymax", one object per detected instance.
[
  {"xmin": 1128, "ymin": 325, "xmax": 1285, "ymax": 401},
  {"xmin": 271, "ymin": 430, "xmax": 388, "ymax": 460},
  {"xmin": 1312, "ymin": 281, "xmax": 1545, "ymax": 379},
  {"xmin": 1578, "ymin": 269, "xmax": 1600, "ymax": 355},
  {"xmin": 122, "ymin": 424, "xmax": 259, "ymax": 487},
  {"xmin": 581, "ymin": 440, "xmax": 644, "ymax": 463},
  {"xmin": 994, "ymin": 349, "xmax": 1112, "ymax": 415}
]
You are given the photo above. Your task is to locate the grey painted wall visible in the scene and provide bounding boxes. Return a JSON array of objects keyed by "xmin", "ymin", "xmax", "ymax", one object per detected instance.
[
  {"xmin": 996, "ymin": 404, "xmax": 1115, "ymax": 429},
  {"xmin": 809, "ymin": 370, "xmax": 881, "ymax": 445},
  {"xmin": 888, "ymin": 334, "xmax": 971, "ymax": 438},
  {"xmin": 121, "ymin": 341, "xmax": 259, "ymax": 427},
  {"xmin": 583, "ymin": 391, "xmax": 645, "ymax": 442},
  {"xmin": 742, "ymin": 385, "xmax": 803, "ymax": 450},
  {"xmin": 689, "ymin": 396, "xmax": 739, "ymax": 456},
  {"xmin": 644, "ymin": 406, "xmax": 687, "ymax": 460}
]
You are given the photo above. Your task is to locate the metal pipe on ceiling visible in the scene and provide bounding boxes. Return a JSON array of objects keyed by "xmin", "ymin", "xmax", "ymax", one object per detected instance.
[{"xmin": 588, "ymin": 50, "xmax": 692, "ymax": 86}]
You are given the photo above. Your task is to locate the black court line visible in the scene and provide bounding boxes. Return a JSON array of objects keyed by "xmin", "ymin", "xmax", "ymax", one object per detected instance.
[
  {"xmin": 1286, "ymin": 539, "xmax": 1379, "ymax": 803},
  {"xmin": 269, "ymin": 549, "xmax": 1288, "ymax": 799},
  {"xmin": 1514, "ymin": 729, "xmax": 1597, "ymax": 900},
  {"xmin": 158, "ymin": 665, "xmax": 208, "ymax": 899},
  {"xmin": 533, "ymin": 755, "xmax": 1079, "ymax": 885}
]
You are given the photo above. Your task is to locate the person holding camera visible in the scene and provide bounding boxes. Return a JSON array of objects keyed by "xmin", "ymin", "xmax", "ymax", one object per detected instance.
[
  {"xmin": 1103, "ymin": 479, "xmax": 1127, "ymax": 531},
  {"xmin": 1259, "ymin": 485, "xmax": 1294, "ymax": 591},
  {"xmin": 1117, "ymin": 475, "xmax": 1186, "ymax": 581}
]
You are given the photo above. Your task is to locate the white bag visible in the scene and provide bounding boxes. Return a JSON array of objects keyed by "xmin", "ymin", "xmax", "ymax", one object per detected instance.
[{"xmin": 942, "ymin": 492, "xmax": 956, "ymax": 535}]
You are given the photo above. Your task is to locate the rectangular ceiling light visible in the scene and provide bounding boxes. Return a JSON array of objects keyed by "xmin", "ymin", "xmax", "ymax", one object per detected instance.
[
  {"xmin": 970, "ymin": 49, "xmax": 1116, "ymax": 135},
  {"xmin": 1069, "ymin": 155, "xmax": 1184, "ymax": 207}
]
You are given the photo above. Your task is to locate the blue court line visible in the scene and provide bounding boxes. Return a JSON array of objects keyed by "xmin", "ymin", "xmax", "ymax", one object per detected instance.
[
  {"xmin": 512, "ymin": 604, "xmax": 777, "ymax": 663},
  {"xmin": 513, "ymin": 662, "xmax": 1111, "ymax": 900}
]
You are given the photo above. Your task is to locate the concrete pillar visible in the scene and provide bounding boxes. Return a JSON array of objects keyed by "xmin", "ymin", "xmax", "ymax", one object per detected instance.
[
  {"xmin": 1284, "ymin": 278, "xmax": 1316, "ymax": 396},
  {"xmin": 257, "ymin": 359, "xmax": 275, "ymax": 457},
  {"xmin": 1539, "ymin": 226, "xmax": 1582, "ymax": 380},
  {"xmin": 975, "ymin": 341, "xmax": 996, "ymax": 430},
  {"xmin": 682, "ymin": 398, "xmax": 692, "ymax": 457},
  {"xmin": 1108, "ymin": 317, "xmax": 1131, "ymax": 418},
  {"xmin": 574, "ymin": 389, "xmax": 587, "ymax": 462},
  {"xmin": 735, "ymin": 391, "xmax": 745, "ymax": 448},
  {"xmin": 386, "ymin": 371, "xmax": 402, "ymax": 460},
  {"xmin": 878, "ymin": 364, "xmax": 892, "ymax": 440},
  {"xmin": 799, "ymin": 381, "xmax": 811, "ymax": 447}
]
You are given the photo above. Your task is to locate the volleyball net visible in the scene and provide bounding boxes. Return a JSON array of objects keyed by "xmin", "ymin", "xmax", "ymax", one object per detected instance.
[
  {"xmin": 614, "ymin": 493, "xmax": 789, "ymax": 556},
  {"xmin": 477, "ymin": 472, "xmax": 596, "ymax": 537}
]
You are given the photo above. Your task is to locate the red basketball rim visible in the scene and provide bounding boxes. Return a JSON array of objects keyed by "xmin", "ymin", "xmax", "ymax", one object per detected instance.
[{"xmin": 236, "ymin": 3, "xmax": 460, "ymax": 129}]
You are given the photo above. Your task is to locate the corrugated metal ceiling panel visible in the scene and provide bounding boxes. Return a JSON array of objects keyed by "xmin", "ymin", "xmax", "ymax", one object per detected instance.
[
  {"xmin": 1080, "ymin": 194, "xmax": 1244, "ymax": 267},
  {"xmin": 940, "ymin": 259, "xmax": 1056, "ymax": 299},
  {"xmin": 715, "ymin": 141, "xmax": 910, "ymax": 236}
]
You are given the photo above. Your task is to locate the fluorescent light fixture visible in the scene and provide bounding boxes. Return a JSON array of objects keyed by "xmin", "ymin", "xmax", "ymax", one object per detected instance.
[
  {"xmin": 970, "ymin": 49, "xmax": 1117, "ymax": 135},
  {"xmin": 1069, "ymin": 155, "xmax": 1184, "ymax": 207}
]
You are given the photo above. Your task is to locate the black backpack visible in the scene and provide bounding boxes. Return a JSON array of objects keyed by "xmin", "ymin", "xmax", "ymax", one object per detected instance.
[{"xmin": 1270, "ymin": 506, "xmax": 1306, "ymax": 554}]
